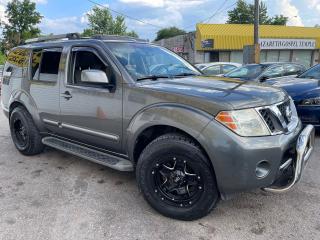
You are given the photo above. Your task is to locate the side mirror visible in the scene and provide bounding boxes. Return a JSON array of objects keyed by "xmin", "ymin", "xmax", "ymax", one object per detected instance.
[
  {"xmin": 81, "ymin": 69, "xmax": 109, "ymax": 84},
  {"xmin": 259, "ymin": 76, "xmax": 269, "ymax": 82}
]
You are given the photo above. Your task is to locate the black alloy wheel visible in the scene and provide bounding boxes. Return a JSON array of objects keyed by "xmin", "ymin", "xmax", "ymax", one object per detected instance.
[
  {"xmin": 152, "ymin": 156, "xmax": 204, "ymax": 208},
  {"xmin": 9, "ymin": 106, "xmax": 44, "ymax": 155},
  {"xmin": 136, "ymin": 133, "xmax": 219, "ymax": 220}
]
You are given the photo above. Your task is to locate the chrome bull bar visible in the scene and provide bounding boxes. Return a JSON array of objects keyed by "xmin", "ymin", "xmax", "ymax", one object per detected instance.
[{"xmin": 263, "ymin": 124, "xmax": 315, "ymax": 193}]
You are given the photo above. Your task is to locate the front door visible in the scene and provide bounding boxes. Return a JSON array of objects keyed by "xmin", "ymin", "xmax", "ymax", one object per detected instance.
[{"xmin": 59, "ymin": 46, "xmax": 123, "ymax": 153}]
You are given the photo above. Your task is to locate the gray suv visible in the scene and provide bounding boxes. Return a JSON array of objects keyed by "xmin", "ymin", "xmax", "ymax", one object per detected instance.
[{"xmin": 1, "ymin": 33, "xmax": 315, "ymax": 220}]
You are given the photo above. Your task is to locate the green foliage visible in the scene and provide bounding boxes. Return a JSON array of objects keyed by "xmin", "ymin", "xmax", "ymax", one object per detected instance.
[
  {"xmin": 269, "ymin": 15, "xmax": 289, "ymax": 25},
  {"xmin": 227, "ymin": 0, "xmax": 288, "ymax": 25},
  {"xmin": 155, "ymin": 27, "xmax": 186, "ymax": 41},
  {"xmin": 1, "ymin": 0, "xmax": 42, "ymax": 51},
  {"xmin": 0, "ymin": 52, "xmax": 6, "ymax": 65},
  {"xmin": 82, "ymin": 6, "xmax": 139, "ymax": 38}
]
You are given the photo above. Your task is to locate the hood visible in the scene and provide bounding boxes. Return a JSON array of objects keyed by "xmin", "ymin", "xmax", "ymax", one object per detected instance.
[
  {"xmin": 268, "ymin": 77, "xmax": 320, "ymax": 99},
  {"xmin": 139, "ymin": 76, "xmax": 287, "ymax": 110}
]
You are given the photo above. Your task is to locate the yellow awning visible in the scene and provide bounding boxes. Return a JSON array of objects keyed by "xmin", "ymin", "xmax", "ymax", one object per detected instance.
[{"xmin": 196, "ymin": 24, "xmax": 320, "ymax": 50}]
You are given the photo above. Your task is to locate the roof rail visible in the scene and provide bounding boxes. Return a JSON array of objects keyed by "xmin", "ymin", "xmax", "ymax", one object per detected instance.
[
  {"xmin": 24, "ymin": 33, "xmax": 81, "ymax": 44},
  {"xmin": 91, "ymin": 35, "xmax": 148, "ymax": 42}
]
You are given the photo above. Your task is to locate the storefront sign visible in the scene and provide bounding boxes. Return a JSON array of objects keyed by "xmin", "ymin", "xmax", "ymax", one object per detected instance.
[
  {"xmin": 172, "ymin": 46, "xmax": 184, "ymax": 53},
  {"xmin": 201, "ymin": 39, "xmax": 214, "ymax": 48},
  {"xmin": 259, "ymin": 38, "xmax": 316, "ymax": 50}
]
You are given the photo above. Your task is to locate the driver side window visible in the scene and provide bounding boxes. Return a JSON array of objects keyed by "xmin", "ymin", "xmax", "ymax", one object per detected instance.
[{"xmin": 70, "ymin": 48, "xmax": 113, "ymax": 87}]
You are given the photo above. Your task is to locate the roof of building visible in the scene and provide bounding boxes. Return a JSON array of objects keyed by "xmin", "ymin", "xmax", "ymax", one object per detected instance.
[{"xmin": 196, "ymin": 24, "xmax": 320, "ymax": 50}]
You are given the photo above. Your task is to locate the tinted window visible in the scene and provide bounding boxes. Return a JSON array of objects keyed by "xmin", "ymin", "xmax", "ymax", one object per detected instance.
[
  {"xmin": 40, "ymin": 51, "xmax": 61, "ymax": 74},
  {"xmin": 5, "ymin": 48, "xmax": 30, "ymax": 78},
  {"xmin": 222, "ymin": 65, "xmax": 237, "ymax": 74},
  {"xmin": 298, "ymin": 64, "xmax": 320, "ymax": 79},
  {"xmin": 202, "ymin": 65, "xmax": 221, "ymax": 75},
  {"xmin": 284, "ymin": 64, "xmax": 305, "ymax": 76},
  {"xmin": 263, "ymin": 65, "xmax": 284, "ymax": 78},
  {"xmin": 225, "ymin": 65, "xmax": 266, "ymax": 80}
]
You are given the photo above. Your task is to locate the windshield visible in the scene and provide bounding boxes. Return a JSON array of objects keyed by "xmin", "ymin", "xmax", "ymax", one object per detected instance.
[
  {"xmin": 298, "ymin": 64, "xmax": 320, "ymax": 79},
  {"xmin": 224, "ymin": 65, "xmax": 267, "ymax": 80},
  {"xmin": 105, "ymin": 42, "xmax": 200, "ymax": 80}
]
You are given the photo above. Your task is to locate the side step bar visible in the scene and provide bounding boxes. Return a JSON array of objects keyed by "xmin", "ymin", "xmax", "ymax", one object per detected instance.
[{"xmin": 42, "ymin": 137, "xmax": 133, "ymax": 172}]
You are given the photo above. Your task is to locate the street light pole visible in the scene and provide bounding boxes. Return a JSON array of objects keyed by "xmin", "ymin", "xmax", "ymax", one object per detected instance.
[{"xmin": 254, "ymin": 0, "xmax": 260, "ymax": 63}]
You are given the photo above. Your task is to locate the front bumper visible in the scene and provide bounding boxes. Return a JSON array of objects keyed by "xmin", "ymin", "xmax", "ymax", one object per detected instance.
[
  {"xmin": 263, "ymin": 124, "xmax": 315, "ymax": 193},
  {"xmin": 200, "ymin": 119, "xmax": 315, "ymax": 199}
]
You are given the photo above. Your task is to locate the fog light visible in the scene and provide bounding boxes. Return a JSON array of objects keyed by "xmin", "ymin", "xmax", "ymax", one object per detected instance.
[{"xmin": 256, "ymin": 161, "xmax": 270, "ymax": 179}]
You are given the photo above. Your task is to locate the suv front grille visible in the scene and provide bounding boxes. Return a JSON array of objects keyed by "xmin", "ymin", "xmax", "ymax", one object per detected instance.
[
  {"xmin": 277, "ymin": 100, "xmax": 291, "ymax": 124},
  {"xmin": 258, "ymin": 99, "xmax": 296, "ymax": 135},
  {"xmin": 259, "ymin": 109, "xmax": 276, "ymax": 132}
]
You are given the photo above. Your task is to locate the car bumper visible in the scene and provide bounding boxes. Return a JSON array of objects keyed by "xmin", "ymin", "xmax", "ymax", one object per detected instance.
[
  {"xmin": 296, "ymin": 105, "xmax": 320, "ymax": 128},
  {"xmin": 200, "ymin": 119, "xmax": 315, "ymax": 199}
]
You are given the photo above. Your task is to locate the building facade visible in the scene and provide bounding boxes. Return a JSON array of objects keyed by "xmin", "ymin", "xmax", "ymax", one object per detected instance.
[{"xmin": 155, "ymin": 24, "xmax": 320, "ymax": 67}]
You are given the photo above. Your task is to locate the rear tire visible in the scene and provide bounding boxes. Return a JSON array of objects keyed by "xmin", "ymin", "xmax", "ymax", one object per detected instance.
[
  {"xmin": 10, "ymin": 107, "xmax": 44, "ymax": 156},
  {"xmin": 136, "ymin": 133, "xmax": 219, "ymax": 220}
]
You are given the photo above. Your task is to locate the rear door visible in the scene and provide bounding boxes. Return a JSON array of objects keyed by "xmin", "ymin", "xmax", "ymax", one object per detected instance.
[
  {"xmin": 58, "ymin": 45, "xmax": 123, "ymax": 153},
  {"xmin": 29, "ymin": 48, "xmax": 62, "ymax": 132}
]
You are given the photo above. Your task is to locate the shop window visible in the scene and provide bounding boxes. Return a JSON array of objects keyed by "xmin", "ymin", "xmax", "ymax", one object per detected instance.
[
  {"xmin": 292, "ymin": 50, "xmax": 312, "ymax": 67},
  {"xmin": 230, "ymin": 51, "xmax": 243, "ymax": 64},
  {"xmin": 219, "ymin": 52, "xmax": 230, "ymax": 62},
  {"xmin": 260, "ymin": 51, "xmax": 267, "ymax": 63},
  {"xmin": 279, "ymin": 51, "xmax": 290, "ymax": 62},
  {"xmin": 266, "ymin": 51, "xmax": 279, "ymax": 62}
]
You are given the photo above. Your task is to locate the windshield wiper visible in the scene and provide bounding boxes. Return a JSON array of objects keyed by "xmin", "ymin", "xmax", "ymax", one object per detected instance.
[
  {"xmin": 136, "ymin": 75, "xmax": 171, "ymax": 81},
  {"xmin": 172, "ymin": 73, "xmax": 200, "ymax": 77}
]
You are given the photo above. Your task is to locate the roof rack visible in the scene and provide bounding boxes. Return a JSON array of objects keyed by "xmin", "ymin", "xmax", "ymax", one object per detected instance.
[
  {"xmin": 24, "ymin": 33, "xmax": 81, "ymax": 44},
  {"xmin": 91, "ymin": 35, "xmax": 148, "ymax": 42},
  {"xmin": 23, "ymin": 33, "xmax": 148, "ymax": 44}
]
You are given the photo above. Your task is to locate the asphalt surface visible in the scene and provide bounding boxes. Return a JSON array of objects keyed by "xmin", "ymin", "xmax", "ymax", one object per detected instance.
[{"xmin": 0, "ymin": 110, "xmax": 319, "ymax": 240}]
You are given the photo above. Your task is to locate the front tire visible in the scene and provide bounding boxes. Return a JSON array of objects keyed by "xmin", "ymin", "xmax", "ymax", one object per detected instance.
[
  {"xmin": 136, "ymin": 133, "xmax": 219, "ymax": 220},
  {"xmin": 10, "ymin": 107, "xmax": 44, "ymax": 156}
]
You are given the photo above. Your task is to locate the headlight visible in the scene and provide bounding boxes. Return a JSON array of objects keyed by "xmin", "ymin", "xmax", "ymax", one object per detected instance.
[
  {"xmin": 215, "ymin": 109, "xmax": 270, "ymax": 137},
  {"xmin": 300, "ymin": 97, "xmax": 320, "ymax": 106}
]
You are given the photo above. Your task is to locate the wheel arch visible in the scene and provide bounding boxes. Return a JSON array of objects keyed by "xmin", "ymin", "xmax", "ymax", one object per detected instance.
[
  {"xmin": 126, "ymin": 103, "xmax": 216, "ymax": 171},
  {"xmin": 8, "ymin": 90, "xmax": 43, "ymax": 130}
]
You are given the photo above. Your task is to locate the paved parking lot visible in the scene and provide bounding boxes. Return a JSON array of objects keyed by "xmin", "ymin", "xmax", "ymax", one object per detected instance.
[{"xmin": 0, "ymin": 110, "xmax": 319, "ymax": 240}]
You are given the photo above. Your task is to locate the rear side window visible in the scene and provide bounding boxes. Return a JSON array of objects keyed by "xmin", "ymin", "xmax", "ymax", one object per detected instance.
[
  {"xmin": 284, "ymin": 64, "xmax": 305, "ymax": 76},
  {"xmin": 5, "ymin": 48, "xmax": 30, "ymax": 78},
  {"xmin": 222, "ymin": 64, "xmax": 237, "ymax": 74},
  {"xmin": 31, "ymin": 48, "xmax": 62, "ymax": 82},
  {"xmin": 202, "ymin": 65, "xmax": 221, "ymax": 75}
]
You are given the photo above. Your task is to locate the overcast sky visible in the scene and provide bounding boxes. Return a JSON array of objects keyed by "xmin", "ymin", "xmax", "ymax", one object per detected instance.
[{"xmin": 0, "ymin": 0, "xmax": 319, "ymax": 40}]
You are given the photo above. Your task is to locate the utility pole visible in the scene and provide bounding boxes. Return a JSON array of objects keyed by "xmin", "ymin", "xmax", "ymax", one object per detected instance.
[{"xmin": 254, "ymin": 0, "xmax": 260, "ymax": 63}]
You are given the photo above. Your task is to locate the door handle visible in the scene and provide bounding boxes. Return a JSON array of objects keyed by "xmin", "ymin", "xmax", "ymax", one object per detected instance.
[{"xmin": 61, "ymin": 91, "xmax": 72, "ymax": 100}]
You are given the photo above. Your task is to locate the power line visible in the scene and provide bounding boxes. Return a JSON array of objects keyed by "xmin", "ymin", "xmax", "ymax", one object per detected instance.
[
  {"xmin": 87, "ymin": 0, "xmax": 164, "ymax": 29},
  {"xmin": 184, "ymin": 1, "xmax": 237, "ymax": 30},
  {"xmin": 202, "ymin": 0, "xmax": 230, "ymax": 23}
]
